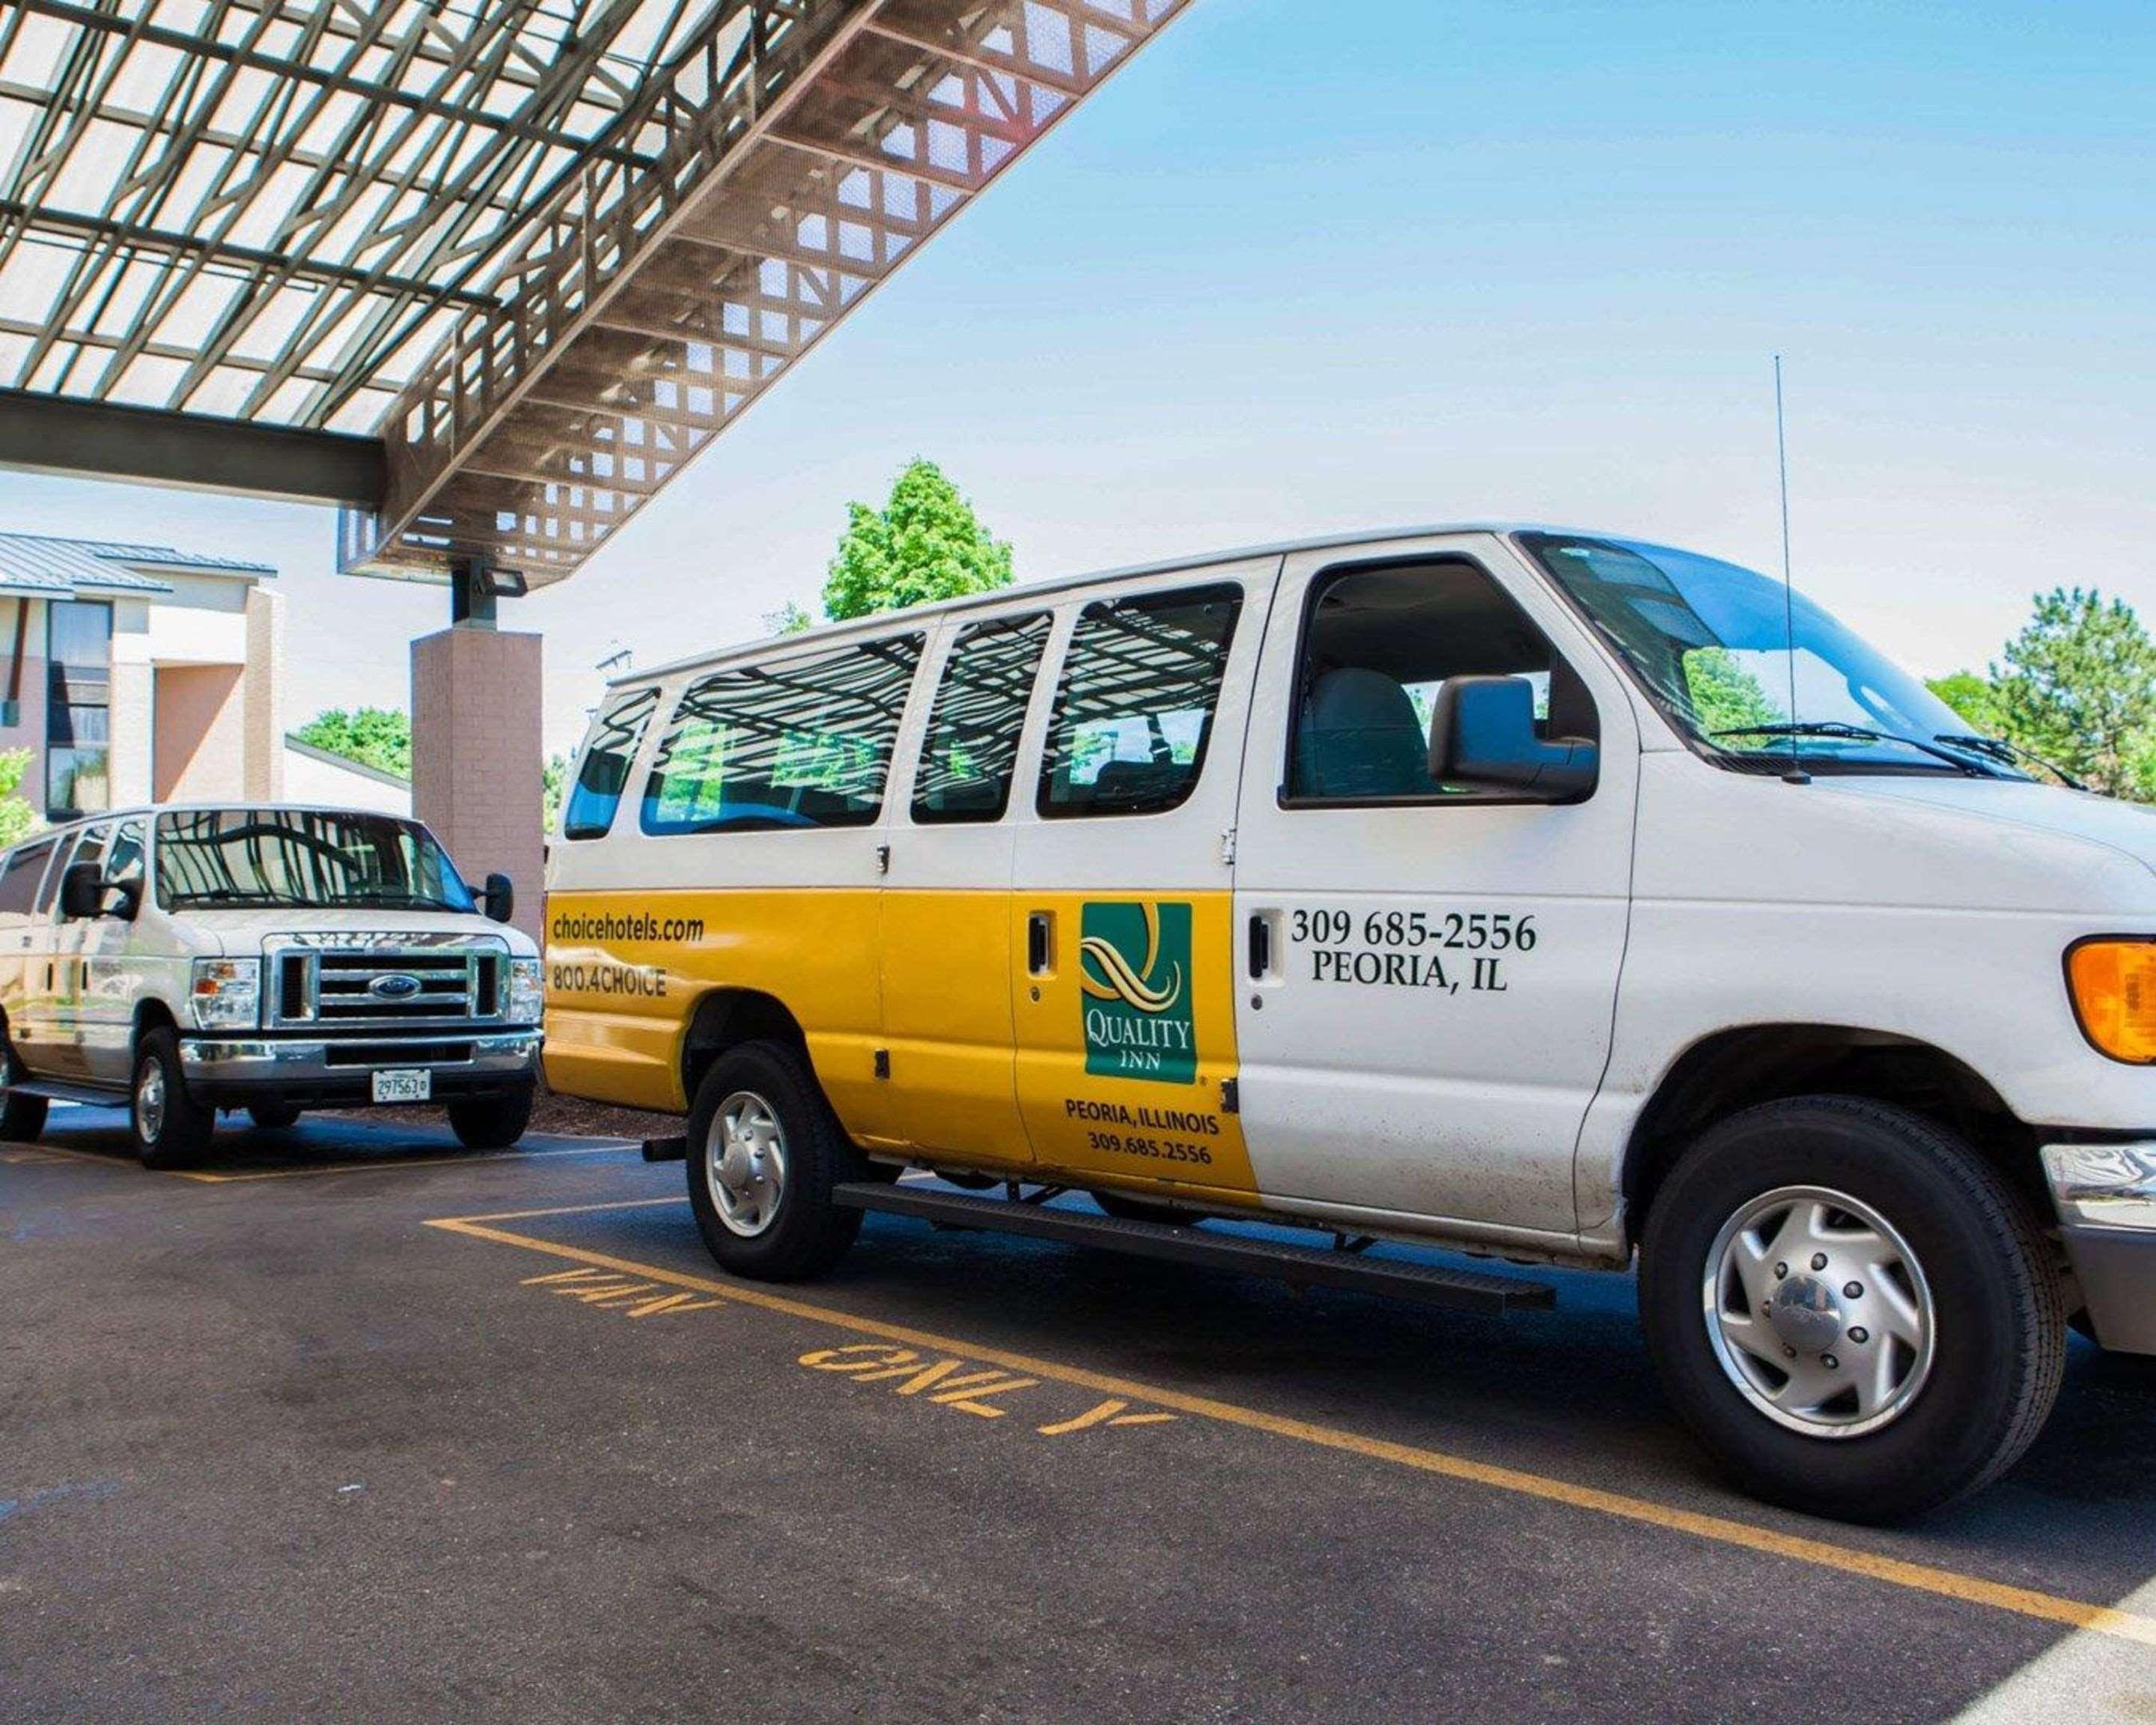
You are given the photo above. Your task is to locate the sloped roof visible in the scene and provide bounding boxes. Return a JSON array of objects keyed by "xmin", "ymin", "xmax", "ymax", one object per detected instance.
[{"xmin": 0, "ymin": 530, "xmax": 273, "ymax": 597}]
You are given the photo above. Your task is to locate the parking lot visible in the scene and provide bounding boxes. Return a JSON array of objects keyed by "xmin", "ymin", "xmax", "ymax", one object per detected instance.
[{"xmin": 5, "ymin": 1113, "xmax": 2155, "ymax": 1722}]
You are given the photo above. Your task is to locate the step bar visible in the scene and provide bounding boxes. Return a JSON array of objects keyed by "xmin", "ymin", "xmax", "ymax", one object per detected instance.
[{"xmin": 832, "ymin": 1182, "xmax": 1555, "ymax": 1315}]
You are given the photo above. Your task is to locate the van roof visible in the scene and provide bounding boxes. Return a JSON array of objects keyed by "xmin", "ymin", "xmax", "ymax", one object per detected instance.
[{"xmin": 615, "ymin": 521, "xmax": 1567, "ymax": 690}]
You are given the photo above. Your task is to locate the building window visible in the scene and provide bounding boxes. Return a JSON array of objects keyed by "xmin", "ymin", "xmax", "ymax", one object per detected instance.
[{"xmin": 46, "ymin": 600, "xmax": 112, "ymax": 820}]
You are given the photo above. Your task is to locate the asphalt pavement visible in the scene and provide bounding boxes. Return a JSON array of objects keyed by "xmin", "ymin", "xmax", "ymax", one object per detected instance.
[{"xmin": 5, "ymin": 1109, "xmax": 2155, "ymax": 1722}]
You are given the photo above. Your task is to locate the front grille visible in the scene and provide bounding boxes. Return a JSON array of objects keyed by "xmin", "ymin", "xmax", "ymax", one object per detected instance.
[{"xmin": 268, "ymin": 940, "xmax": 508, "ymax": 1029}]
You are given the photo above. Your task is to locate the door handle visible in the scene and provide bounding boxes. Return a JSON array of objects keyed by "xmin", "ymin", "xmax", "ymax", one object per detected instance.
[
  {"xmin": 1247, "ymin": 913, "xmax": 1272, "ymax": 979},
  {"xmin": 1026, "ymin": 911, "xmax": 1053, "ymax": 976}
]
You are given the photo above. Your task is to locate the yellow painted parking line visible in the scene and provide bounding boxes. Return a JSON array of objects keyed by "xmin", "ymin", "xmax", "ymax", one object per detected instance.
[
  {"xmin": 427, "ymin": 1202, "xmax": 2156, "ymax": 1652},
  {"xmin": 13, "ymin": 1139, "xmax": 639, "ymax": 1183}
]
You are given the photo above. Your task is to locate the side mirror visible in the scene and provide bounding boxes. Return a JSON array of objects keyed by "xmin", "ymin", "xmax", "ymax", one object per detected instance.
[
  {"xmin": 1430, "ymin": 675, "xmax": 1598, "ymax": 803},
  {"xmin": 481, "ymin": 871, "xmax": 515, "ymax": 925},
  {"xmin": 58, "ymin": 860, "xmax": 104, "ymax": 919}
]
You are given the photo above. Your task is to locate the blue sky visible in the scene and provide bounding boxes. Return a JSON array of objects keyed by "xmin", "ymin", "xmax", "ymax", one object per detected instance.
[{"xmin": 1, "ymin": 0, "xmax": 2150, "ymax": 756}]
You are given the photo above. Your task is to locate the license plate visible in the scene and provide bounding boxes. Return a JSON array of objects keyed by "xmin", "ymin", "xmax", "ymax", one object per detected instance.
[{"xmin": 371, "ymin": 1068, "xmax": 431, "ymax": 1104}]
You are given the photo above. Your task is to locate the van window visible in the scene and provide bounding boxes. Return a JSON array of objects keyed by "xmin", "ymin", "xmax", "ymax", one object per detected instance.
[
  {"xmin": 1038, "ymin": 584, "xmax": 1242, "ymax": 819},
  {"xmin": 912, "ymin": 612, "xmax": 1051, "ymax": 824},
  {"xmin": 1285, "ymin": 559, "xmax": 1597, "ymax": 803},
  {"xmin": 35, "ymin": 830, "xmax": 81, "ymax": 915},
  {"xmin": 0, "ymin": 838, "xmax": 55, "ymax": 916},
  {"xmin": 642, "ymin": 635, "xmax": 925, "ymax": 835},
  {"xmin": 564, "ymin": 687, "xmax": 660, "ymax": 840}
]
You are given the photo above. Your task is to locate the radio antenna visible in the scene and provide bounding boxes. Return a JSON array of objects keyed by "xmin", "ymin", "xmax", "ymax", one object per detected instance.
[{"xmin": 1773, "ymin": 355, "xmax": 1809, "ymax": 785}]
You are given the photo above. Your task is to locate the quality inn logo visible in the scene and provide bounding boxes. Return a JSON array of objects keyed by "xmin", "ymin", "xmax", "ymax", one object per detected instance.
[{"xmin": 1079, "ymin": 901, "xmax": 1196, "ymax": 1084}]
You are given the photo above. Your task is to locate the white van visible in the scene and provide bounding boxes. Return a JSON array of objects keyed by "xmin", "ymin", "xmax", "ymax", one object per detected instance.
[
  {"xmin": 543, "ymin": 526, "xmax": 2156, "ymax": 1520},
  {"xmin": 0, "ymin": 804, "xmax": 543, "ymax": 1166}
]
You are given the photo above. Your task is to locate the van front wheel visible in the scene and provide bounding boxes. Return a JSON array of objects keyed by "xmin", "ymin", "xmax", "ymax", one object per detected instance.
[
  {"xmin": 685, "ymin": 1041, "xmax": 861, "ymax": 1282},
  {"xmin": 1639, "ymin": 1097, "xmax": 2065, "ymax": 1522},
  {"xmin": 133, "ymin": 1026, "xmax": 214, "ymax": 1170},
  {"xmin": 0, "ymin": 1039, "xmax": 49, "ymax": 1143}
]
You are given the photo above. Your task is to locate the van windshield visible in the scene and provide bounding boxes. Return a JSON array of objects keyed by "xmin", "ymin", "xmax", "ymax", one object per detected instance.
[
  {"xmin": 155, "ymin": 809, "xmax": 475, "ymax": 913},
  {"xmin": 1518, "ymin": 533, "xmax": 2021, "ymax": 778}
]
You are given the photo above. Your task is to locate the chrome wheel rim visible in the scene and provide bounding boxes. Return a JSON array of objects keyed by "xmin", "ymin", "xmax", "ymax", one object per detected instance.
[
  {"xmin": 1702, "ymin": 1184, "xmax": 1937, "ymax": 1439},
  {"xmin": 135, "ymin": 1062, "xmax": 167, "ymax": 1145},
  {"xmin": 705, "ymin": 1089, "xmax": 787, "ymax": 1238}
]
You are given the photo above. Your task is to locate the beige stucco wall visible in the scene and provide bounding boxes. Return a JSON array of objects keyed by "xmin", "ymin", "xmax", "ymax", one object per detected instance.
[
  {"xmin": 243, "ymin": 585, "xmax": 284, "ymax": 800},
  {"xmin": 412, "ymin": 626, "xmax": 543, "ymax": 941},
  {"xmin": 154, "ymin": 663, "xmax": 246, "ymax": 800}
]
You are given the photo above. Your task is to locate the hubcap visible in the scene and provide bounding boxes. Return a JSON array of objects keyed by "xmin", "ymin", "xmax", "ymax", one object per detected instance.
[
  {"xmin": 1702, "ymin": 1184, "xmax": 1937, "ymax": 1439},
  {"xmin": 135, "ymin": 1061, "xmax": 167, "ymax": 1144},
  {"xmin": 705, "ymin": 1089, "xmax": 787, "ymax": 1238}
]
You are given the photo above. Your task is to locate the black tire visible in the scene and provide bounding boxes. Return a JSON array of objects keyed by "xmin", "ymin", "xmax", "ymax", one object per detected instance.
[
  {"xmin": 447, "ymin": 1084, "xmax": 535, "ymax": 1150},
  {"xmin": 132, "ymin": 1026, "xmax": 215, "ymax": 1170},
  {"xmin": 1094, "ymin": 1190, "xmax": 1203, "ymax": 1228},
  {"xmin": 0, "ymin": 1036, "xmax": 49, "ymax": 1144},
  {"xmin": 685, "ymin": 1041, "xmax": 861, "ymax": 1281},
  {"xmin": 247, "ymin": 1101, "xmax": 302, "ymax": 1131},
  {"xmin": 1639, "ymin": 1096, "xmax": 2067, "ymax": 1522}
]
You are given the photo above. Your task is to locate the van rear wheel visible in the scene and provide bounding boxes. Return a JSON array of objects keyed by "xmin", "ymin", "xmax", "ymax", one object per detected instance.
[
  {"xmin": 686, "ymin": 1041, "xmax": 861, "ymax": 1282},
  {"xmin": 1639, "ymin": 1096, "xmax": 2066, "ymax": 1521}
]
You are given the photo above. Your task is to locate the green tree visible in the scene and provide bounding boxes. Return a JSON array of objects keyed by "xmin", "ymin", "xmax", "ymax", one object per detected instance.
[
  {"xmin": 1925, "ymin": 671, "xmax": 2004, "ymax": 737},
  {"xmin": 821, "ymin": 458, "xmax": 1014, "ymax": 622},
  {"xmin": 294, "ymin": 706, "xmax": 412, "ymax": 779},
  {"xmin": 764, "ymin": 601, "xmax": 814, "ymax": 636},
  {"xmin": 1681, "ymin": 646, "xmax": 1782, "ymax": 737},
  {"xmin": 542, "ymin": 753, "xmax": 568, "ymax": 830},
  {"xmin": 0, "ymin": 746, "xmax": 40, "ymax": 845},
  {"xmin": 1990, "ymin": 588, "xmax": 2156, "ymax": 800}
]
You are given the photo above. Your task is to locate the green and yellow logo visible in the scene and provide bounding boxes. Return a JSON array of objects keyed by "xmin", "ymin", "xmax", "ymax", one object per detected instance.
[{"xmin": 1079, "ymin": 901, "xmax": 1196, "ymax": 1084}]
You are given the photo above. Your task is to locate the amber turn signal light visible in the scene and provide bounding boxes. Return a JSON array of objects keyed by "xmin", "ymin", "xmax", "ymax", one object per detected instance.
[{"xmin": 2065, "ymin": 939, "xmax": 2156, "ymax": 1064}]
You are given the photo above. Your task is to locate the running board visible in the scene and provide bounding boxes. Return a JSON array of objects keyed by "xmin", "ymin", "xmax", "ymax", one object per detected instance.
[{"xmin": 831, "ymin": 1183, "xmax": 1555, "ymax": 1314}]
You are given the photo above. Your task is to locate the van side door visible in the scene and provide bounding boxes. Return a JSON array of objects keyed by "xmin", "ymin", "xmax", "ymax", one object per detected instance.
[
  {"xmin": 76, "ymin": 815, "xmax": 147, "ymax": 1086},
  {"xmin": 1007, "ymin": 560, "xmax": 1276, "ymax": 1202},
  {"xmin": 0, "ymin": 836, "xmax": 58, "ymax": 1068},
  {"xmin": 878, "ymin": 606, "xmax": 1056, "ymax": 1169},
  {"xmin": 47, "ymin": 821, "xmax": 111, "ymax": 1079},
  {"xmin": 1230, "ymin": 535, "xmax": 1639, "ymax": 1241}
]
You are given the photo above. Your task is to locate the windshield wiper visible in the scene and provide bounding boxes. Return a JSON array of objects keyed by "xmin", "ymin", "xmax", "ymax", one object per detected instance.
[
  {"xmin": 172, "ymin": 889, "xmax": 308, "ymax": 907},
  {"xmin": 1711, "ymin": 720, "xmax": 1999, "ymax": 776},
  {"xmin": 1934, "ymin": 732, "xmax": 2082, "ymax": 790}
]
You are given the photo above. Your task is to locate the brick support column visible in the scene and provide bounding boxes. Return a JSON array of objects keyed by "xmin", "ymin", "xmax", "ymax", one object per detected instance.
[{"xmin": 411, "ymin": 627, "xmax": 543, "ymax": 942}]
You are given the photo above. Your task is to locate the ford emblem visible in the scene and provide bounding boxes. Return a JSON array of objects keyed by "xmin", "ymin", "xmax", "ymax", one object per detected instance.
[{"xmin": 368, "ymin": 973, "xmax": 424, "ymax": 1001}]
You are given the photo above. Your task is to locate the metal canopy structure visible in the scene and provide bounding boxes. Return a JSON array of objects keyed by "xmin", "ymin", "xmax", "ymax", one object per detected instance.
[{"xmin": 0, "ymin": 0, "xmax": 1190, "ymax": 585}]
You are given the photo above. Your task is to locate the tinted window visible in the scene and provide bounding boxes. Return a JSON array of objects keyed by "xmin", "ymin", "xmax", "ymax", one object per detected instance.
[
  {"xmin": 642, "ymin": 635, "xmax": 924, "ymax": 836},
  {"xmin": 0, "ymin": 839, "xmax": 55, "ymax": 916},
  {"xmin": 107, "ymin": 818, "xmax": 146, "ymax": 889},
  {"xmin": 154, "ymin": 811, "xmax": 475, "ymax": 912},
  {"xmin": 912, "ymin": 613, "xmax": 1051, "ymax": 824},
  {"xmin": 1287, "ymin": 560, "xmax": 1595, "ymax": 803},
  {"xmin": 563, "ymin": 687, "xmax": 660, "ymax": 840},
  {"xmin": 35, "ymin": 831, "xmax": 79, "ymax": 914},
  {"xmin": 1038, "ymin": 585, "xmax": 1241, "ymax": 819}
]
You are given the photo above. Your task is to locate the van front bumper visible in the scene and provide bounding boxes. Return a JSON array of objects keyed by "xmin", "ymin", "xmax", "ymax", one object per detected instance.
[
  {"xmin": 180, "ymin": 1029, "xmax": 542, "ymax": 1109},
  {"xmin": 2043, "ymin": 1143, "xmax": 2156, "ymax": 1355}
]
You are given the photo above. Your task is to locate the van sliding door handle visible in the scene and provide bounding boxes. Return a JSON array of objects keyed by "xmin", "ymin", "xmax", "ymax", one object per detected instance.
[
  {"xmin": 1027, "ymin": 912, "xmax": 1052, "ymax": 976},
  {"xmin": 1247, "ymin": 914, "xmax": 1271, "ymax": 979}
]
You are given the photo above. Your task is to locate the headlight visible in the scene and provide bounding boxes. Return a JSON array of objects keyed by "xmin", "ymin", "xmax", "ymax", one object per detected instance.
[
  {"xmin": 189, "ymin": 958, "xmax": 261, "ymax": 1031},
  {"xmin": 508, "ymin": 958, "xmax": 543, "ymax": 1024},
  {"xmin": 2065, "ymin": 939, "xmax": 2156, "ymax": 1064}
]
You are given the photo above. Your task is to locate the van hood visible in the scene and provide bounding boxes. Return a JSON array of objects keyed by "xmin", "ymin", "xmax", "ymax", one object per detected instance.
[
  {"xmin": 175, "ymin": 907, "xmax": 536, "ymax": 957},
  {"xmin": 1818, "ymin": 776, "xmax": 2156, "ymax": 877}
]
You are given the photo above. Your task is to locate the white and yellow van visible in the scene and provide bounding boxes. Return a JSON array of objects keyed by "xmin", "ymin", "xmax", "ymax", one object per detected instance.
[{"xmin": 545, "ymin": 526, "xmax": 2156, "ymax": 1520}]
